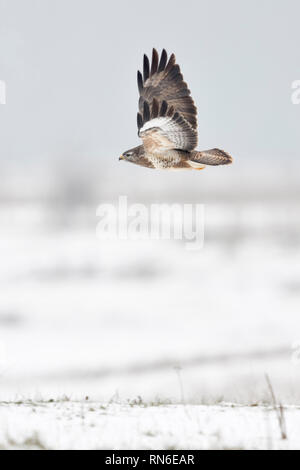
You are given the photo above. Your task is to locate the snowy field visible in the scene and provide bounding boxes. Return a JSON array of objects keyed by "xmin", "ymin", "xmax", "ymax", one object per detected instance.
[
  {"xmin": 0, "ymin": 196, "xmax": 300, "ymax": 449},
  {"xmin": 0, "ymin": 400, "xmax": 299, "ymax": 450}
]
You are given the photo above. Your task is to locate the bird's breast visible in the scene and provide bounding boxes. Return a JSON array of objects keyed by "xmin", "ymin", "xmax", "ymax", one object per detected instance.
[{"xmin": 146, "ymin": 150, "xmax": 183, "ymax": 169}]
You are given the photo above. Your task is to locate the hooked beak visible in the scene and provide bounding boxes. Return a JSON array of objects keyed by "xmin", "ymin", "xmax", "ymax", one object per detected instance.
[{"xmin": 119, "ymin": 155, "xmax": 124, "ymax": 161}]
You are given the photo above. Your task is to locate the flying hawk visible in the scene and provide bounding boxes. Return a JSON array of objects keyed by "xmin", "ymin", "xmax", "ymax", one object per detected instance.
[{"xmin": 119, "ymin": 49, "xmax": 233, "ymax": 170}]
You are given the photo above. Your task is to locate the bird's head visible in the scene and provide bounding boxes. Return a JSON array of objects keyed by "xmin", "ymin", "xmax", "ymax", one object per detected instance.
[{"xmin": 119, "ymin": 145, "xmax": 144, "ymax": 164}]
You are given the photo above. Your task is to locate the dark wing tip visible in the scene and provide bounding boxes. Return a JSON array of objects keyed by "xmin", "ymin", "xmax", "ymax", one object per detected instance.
[
  {"xmin": 158, "ymin": 49, "xmax": 168, "ymax": 72},
  {"xmin": 165, "ymin": 53, "xmax": 176, "ymax": 73},
  {"xmin": 143, "ymin": 54, "xmax": 150, "ymax": 82},
  {"xmin": 137, "ymin": 112, "xmax": 143, "ymax": 132},
  {"xmin": 150, "ymin": 48, "xmax": 159, "ymax": 76},
  {"xmin": 160, "ymin": 100, "xmax": 168, "ymax": 116},
  {"xmin": 143, "ymin": 100, "xmax": 150, "ymax": 122},
  {"xmin": 151, "ymin": 98, "xmax": 159, "ymax": 118},
  {"xmin": 137, "ymin": 71, "xmax": 143, "ymax": 93}
]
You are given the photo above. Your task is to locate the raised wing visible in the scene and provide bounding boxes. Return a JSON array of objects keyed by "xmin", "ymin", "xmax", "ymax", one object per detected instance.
[
  {"xmin": 138, "ymin": 98, "xmax": 197, "ymax": 153},
  {"xmin": 137, "ymin": 49, "xmax": 198, "ymax": 132}
]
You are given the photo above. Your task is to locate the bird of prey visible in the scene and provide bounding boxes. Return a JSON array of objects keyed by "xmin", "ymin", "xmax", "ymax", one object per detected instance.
[{"xmin": 119, "ymin": 49, "xmax": 233, "ymax": 170}]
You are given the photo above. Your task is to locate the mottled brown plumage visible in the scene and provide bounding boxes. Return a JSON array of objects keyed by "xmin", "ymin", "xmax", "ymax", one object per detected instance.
[{"xmin": 120, "ymin": 49, "xmax": 233, "ymax": 170}]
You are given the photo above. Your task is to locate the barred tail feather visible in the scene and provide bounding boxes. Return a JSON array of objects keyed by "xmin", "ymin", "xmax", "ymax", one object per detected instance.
[{"xmin": 191, "ymin": 149, "xmax": 233, "ymax": 166}]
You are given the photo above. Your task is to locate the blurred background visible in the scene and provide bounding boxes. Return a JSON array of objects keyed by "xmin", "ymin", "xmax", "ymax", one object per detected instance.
[{"xmin": 0, "ymin": 0, "xmax": 300, "ymax": 404}]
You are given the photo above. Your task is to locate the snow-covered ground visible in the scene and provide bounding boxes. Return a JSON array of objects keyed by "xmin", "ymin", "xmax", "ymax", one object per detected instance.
[
  {"xmin": 0, "ymin": 199, "xmax": 300, "ymax": 449},
  {"xmin": 0, "ymin": 400, "xmax": 299, "ymax": 450}
]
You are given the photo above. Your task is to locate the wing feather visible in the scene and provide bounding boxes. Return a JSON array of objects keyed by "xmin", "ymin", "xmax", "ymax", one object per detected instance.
[
  {"xmin": 158, "ymin": 49, "xmax": 168, "ymax": 72},
  {"xmin": 143, "ymin": 54, "xmax": 150, "ymax": 82},
  {"xmin": 150, "ymin": 48, "xmax": 159, "ymax": 76},
  {"xmin": 138, "ymin": 98, "xmax": 197, "ymax": 152},
  {"xmin": 137, "ymin": 48, "xmax": 198, "ymax": 134},
  {"xmin": 137, "ymin": 71, "xmax": 143, "ymax": 94}
]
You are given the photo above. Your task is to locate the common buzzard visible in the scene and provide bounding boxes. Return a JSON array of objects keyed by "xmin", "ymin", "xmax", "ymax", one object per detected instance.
[{"xmin": 120, "ymin": 49, "xmax": 233, "ymax": 170}]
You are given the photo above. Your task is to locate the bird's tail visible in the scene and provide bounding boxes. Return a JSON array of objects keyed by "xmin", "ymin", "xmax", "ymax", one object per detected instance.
[{"xmin": 189, "ymin": 148, "xmax": 233, "ymax": 166}]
